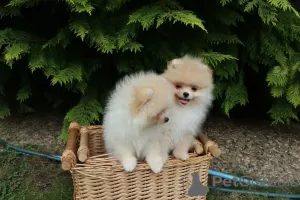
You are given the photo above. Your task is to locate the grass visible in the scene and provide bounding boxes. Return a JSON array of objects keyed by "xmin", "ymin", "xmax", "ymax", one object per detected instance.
[
  {"xmin": 0, "ymin": 147, "xmax": 299, "ymax": 200},
  {"xmin": 0, "ymin": 151, "xmax": 73, "ymax": 200}
]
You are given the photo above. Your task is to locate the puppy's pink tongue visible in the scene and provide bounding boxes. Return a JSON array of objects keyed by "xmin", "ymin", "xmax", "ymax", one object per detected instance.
[{"xmin": 180, "ymin": 99, "xmax": 189, "ymax": 105}]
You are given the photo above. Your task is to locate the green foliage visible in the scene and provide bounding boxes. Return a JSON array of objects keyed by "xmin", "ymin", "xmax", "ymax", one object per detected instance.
[
  {"xmin": 65, "ymin": 0, "xmax": 94, "ymax": 15},
  {"xmin": 16, "ymin": 85, "xmax": 32, "ymax": 102},
  {"xmin": 222, "ymin": 76, "xmax": 249, "ymax": 116},
  {"xmin": 0, "ymin": 0, "xmax": 300, "ymax": 141},
  {"xmin": 127, "ymin": 0, "xmax": 207, "ymax": 31},
  {"xmin": 60, "ymin": 98, "xmax": 103, "ymax": 141},
  {"xmin": 268, "ymin": 100, "xmax": 299, "ymax": 125},
  {"xmin": 0, "ymin": 103, "xmax": 10, "ymax": 119}
]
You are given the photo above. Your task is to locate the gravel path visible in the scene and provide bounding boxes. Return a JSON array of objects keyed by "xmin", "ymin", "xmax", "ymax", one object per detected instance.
[
  {"xmin": 204, "ymin": 117, "xmax": 300, "ymax": 185},
  {"xmin": 0, "ymin": 113, "xmax": 65, "ymax": 154},
  {"xmin": 0, "ymin": 113, "xmax": 299, "ymax": 184}
]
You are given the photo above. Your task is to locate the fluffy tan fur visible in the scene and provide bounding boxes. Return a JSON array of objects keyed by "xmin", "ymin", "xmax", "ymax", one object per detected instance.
[
  {"xmin": 130, "ymin": 76, "xmax": 173, "ymax": 125},
  {"xmin": 103, "ymin": 71, "xmax": 174, "ymax": 173},
  {"xmin": 160, "ymin": 55, "xmax": 215, "ymax": 161},
  {"xmin": 162, "ymin": 55, "xmax": 213, "ymax": 107},
  {"xmin": 164, "ymin": 55, "xmax": 213, "ymax": 87}
]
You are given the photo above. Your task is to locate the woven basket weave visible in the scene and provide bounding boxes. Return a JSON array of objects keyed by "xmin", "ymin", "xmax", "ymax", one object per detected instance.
[{"xmin": 61, "ymin": 121, "xmax": 214, "ymax": 200}]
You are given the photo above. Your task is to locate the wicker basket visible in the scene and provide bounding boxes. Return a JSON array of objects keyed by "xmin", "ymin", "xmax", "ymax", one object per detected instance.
[{"xmin": 61, "ymin": 121, "xmax": 216, "ymax": 200}]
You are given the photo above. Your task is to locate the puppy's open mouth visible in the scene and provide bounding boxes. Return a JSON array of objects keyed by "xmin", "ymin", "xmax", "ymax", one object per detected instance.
[{"xmin": 178, "ymin": 97, "xmax": 190, "ymax": 105}]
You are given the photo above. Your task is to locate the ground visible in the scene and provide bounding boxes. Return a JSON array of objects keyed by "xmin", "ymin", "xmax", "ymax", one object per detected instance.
[{"xmin": 0, "ymin": 112, "xmax": 299, "ymax": 200}]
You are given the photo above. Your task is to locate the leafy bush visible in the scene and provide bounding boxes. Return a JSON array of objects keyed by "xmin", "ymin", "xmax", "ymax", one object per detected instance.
[{"xmin": 0, "ymin": 0, "xmax": 299, "ymax": 140}]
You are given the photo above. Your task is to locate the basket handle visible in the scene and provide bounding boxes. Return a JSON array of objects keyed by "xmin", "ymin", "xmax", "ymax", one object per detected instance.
[
  {"xmin": 198, "ymin": 133, "xmax": 221, "ymax": 157},
  {"xmin": 77, "ymin": 127, "xmax": 90, "ymax": 163},
  {"xmin": 61, "ymin": 120, "xmax": 81, "ymax": 170},
  {"xmin": 191, "ymin": 139, "xmax": 204, "ymax": 154}
]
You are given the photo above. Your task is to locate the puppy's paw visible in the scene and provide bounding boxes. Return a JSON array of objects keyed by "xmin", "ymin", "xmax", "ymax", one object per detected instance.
[
  {"xmin": 121, "ymin": 156, "xmax": 137, "ymax": 172},
  {"xmin": 173, "ymin": 149, "xmax": 189, "ymax": 161},
  {"xmin": 146, "ymin": 156, "xmax": 164, "ymax": 173}
]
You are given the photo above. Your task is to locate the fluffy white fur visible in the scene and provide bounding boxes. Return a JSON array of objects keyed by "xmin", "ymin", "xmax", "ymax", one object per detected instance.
[
  {"xmin": 103, "ymin": 71, "xmax": 174, "ymax": 173},
  {"xmin": 162, "ymin": 55, "xmax": 214, "ymax": 160}
]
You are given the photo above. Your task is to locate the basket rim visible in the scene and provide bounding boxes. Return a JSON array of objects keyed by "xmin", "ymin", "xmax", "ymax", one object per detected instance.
[{"xmin": 71, "ymin": 153, "xmax": 213, "ymax": 171}]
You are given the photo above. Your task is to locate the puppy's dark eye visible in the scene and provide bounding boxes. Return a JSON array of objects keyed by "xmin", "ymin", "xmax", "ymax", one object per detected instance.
[
  {"xmin": 191, "ymin": 87, "xmax": 197, "ymax": 91},
  {"xmin": 175, "ymin": 84, "xmax": 182, "ymax": 89}
]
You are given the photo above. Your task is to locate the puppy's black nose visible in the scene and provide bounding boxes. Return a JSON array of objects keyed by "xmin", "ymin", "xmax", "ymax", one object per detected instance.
[
  {"xmin": 164, "ymin": 117, "xmax": 169, "ymax": 123},
  {"xmin": 183, "ymin": 92, "xmax": 189, "ymax": 98}
]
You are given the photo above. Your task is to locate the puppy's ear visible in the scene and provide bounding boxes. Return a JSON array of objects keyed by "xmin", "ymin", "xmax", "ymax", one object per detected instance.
[
  {"xmin": 167, "ymin": 58, "xmax": 182, "ymax": 69},
  {"xmin": 140, "ymin": 87, "xmax": 153, "ymax": 104},
  {"xmin": 131, "ymin": 87, "xmax": 153, "ymax": 114}
]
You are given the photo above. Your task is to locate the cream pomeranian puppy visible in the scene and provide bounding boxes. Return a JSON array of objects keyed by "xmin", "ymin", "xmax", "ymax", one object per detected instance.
[
  {"xmin": 162, "ymin": 55, "xmax": 214, "ymax": 161},
  {"xmin": 103, "ymin": 71, "xmax": 174, "ymax": 173}
]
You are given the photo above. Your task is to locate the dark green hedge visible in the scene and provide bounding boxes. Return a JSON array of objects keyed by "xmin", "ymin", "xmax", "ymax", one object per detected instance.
[{"xmin": 0, "ymin": 0, "xmax": 299, "ymax": 140}]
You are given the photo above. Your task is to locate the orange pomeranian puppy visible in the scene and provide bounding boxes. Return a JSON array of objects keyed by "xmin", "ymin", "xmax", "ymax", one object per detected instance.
[
  {"xmin": 162, "ymin": 55, "xmax": 214, "ymax": 160},
  {"xmin": 103, "ymin": 71, "xmax": 175, "ymax": 173}
]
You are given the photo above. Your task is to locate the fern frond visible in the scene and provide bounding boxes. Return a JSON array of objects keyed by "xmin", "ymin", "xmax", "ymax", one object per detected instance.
[
  {"xmin": 5, "ymin": 0, "xmax": 43, "ymax": 8},
  {"xmin": 270, "ymin": 86, "xmax": 285, "ymax": 98},
  {"xmin": 74, "ymin": 81, "xmax": 88, "ymax": 94},
  {"xmin": 266, "ymin": 66, "xmax": 289, "ymax": 87},
  {"xmin": 214, "ymin": 60, "xmax": 239, "ymax": 80},
  {"xmin": 42, "ymin": 27, "xmax": 70, "ymax": 49},
  {"xmin": 268, "ymin": 99, "xmax": 298, "ymax": 125},
  {"xmin": 274, "ymin": 52, "xmax": 288, "ymax": 67},
  {"xmin": 88, "ymin": 27, "xmax": 117, "ymax": 54},
  {"xmin": 0, "ymin": 28, "xmax": 33, "ymax": 49},
  {"xmin": 3, "ymin": 41, "xmax": 30, "ymax": 67},
  {"xmin": 105, "ymin": 0, "xmax": 130, "ymax": 11},
  {"xmin": 266, "ymin": 0, "xmax": 300, "ymax": 18},
  {"xmin": 60, "ymin": 98, "xmax": 103, "ymax": 141},
  {"xmin": 69, "ymin": 20, "xmax": 90, "ymax": 41},
  {"xmin": 51, "ymin": 63, "xmax": 83, "ymax": 86},
  {"xmin": 156, "ymin": 10, "xmax": 207, "ymax": 31},
  {"xmin": 213, "ymin": 80, "xmax": 228, "ymax": 100},
  {"xmin": 116, "ymin": 25, "xmax": 143, "ymax": 53},
  {"xmin": 0, "ymin": 6, "xmax": 21, "ymax": 19},
  {"xmin": 118, "ymin": 42, "xmax": 143, "ymax": 53},
  {"xmin": 238, "ymin": 0, "xmax": 250, "ymax": 5},
  {"xmin": 219, "ymin": 0, "xmax": 233, "ymax": 6},
  {"xmin": 196, "ymin": 52, "xmax": 238, "ymax": 68},
  {"xmin": 215, "ymin": 8, "xmax": 245, "ymax": 27},
  {"xmin": 259, "ymin": 33, "xmax": 288, "ymax": 67},
  {"xmin": 290, "ymin": 62, "xmax": 300, "ymax": 78},
  {"xmin": 65, "ymin": 0, "xmax": 94, "ymax": 15},
  {"xmin": 244, "ymin": 0, "xmax": 260, "ymax": 12},
  {"xmin": 275, "ymin": 12, "xmax": 300, "ymax": 42},
  {"xmin": 16, "ymin": 85, "xmax": 32, "ymax": 102},
  {"xmin": 38, "ymin": 49, "xmax": 67, "ymax": 78},
  {"xmin": 243, "ymin": 0, "xmax": 285, "ymax": 26},
  {"xmin": 0, "ymin": 102, "xmax": 11, "ymax": 119},
  {"xmin": 286, "ymin": 82, "xmax": 300, "ymax": 108},
  {"xmin": 65, "ymin": 99, "xmax": 103, "ymax": 124},
  {"xmin": 127, "ymin": 5, "xmax": 159, "ymax": 31},
  {"xmin": 128, "ymin": 0, "xmax": 206, "ymax": 32},
  {"xmin": 28, "ymin": 46, "xmax": 47, "ymax": 72},
  {"xmin": 205, "ymin": 33, "xmax": 243, "ymax": 45},
  {"xmin": 221, "ymin": 75, "xmax": 248, "ymax": 116},
  {"xmin": 257, "ymin": 2, "xmax": 278, "ymax": 25}
]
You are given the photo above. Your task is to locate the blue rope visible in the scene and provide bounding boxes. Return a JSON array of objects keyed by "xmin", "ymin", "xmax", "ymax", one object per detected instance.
[
  {"xmin": 0, "ymin": 139, "xmax": 61, "ymax": 161},
  {"xmin": 1, "ymin": 139, "xmax": 300, "ymax": 198},
  {"xmin": 210, "ymin": 186, "xmax": 300, "ymax": 199},
  {"xmin": 208, "ymin": 169, "xmax": 270, "ymax": 187}
]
